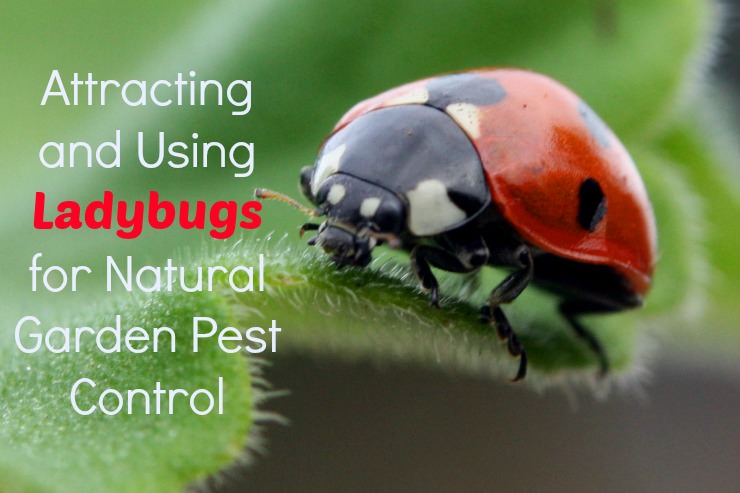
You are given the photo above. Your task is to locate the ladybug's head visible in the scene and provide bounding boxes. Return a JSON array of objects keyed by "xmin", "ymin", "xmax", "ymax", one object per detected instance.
[
  {"xmin": 297, "ymin": 169, "xmax": 406, "ymax": 268},
  {"xmin": 305, "ymin": 223, "xmax": 374, "ymax": 268},
  {"xmin": 254, "ymin": 170, "xmax": 405, "ymax": 268}
]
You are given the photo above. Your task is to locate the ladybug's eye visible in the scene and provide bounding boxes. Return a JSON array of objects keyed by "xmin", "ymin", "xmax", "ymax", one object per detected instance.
[{"xmin": 578, "ymin": 178, "xmax": 607, "ymax": 231}]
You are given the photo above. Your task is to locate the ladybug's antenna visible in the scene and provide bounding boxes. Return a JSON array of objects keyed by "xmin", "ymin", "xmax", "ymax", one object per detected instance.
[{"xmin": 254, "ymin": 188, "xmax": 321, "ymax": 218}]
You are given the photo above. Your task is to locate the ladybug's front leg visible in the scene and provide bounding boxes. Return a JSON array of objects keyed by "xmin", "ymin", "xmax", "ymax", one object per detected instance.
[
  {"xmin": 410, "ymin": 236, "xmax": 490, "ymax": 307},
  {"xmin": 481, "ymin": 245, "xmax": 534, "ymax": 381},
  {"xmin": 410, "ymin": 246, "xmax": 441, "ymax": 307}
]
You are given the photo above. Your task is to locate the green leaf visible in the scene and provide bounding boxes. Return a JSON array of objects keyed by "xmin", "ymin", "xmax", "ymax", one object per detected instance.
[{"xmin": 0, "ymin": 290, "xmax": 254, "ymax": 493}]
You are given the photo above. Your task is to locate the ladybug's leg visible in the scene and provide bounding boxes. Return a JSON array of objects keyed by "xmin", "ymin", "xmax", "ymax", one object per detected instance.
[
  {"xmin": 299, "ymin": 222, "xmax": 320, "ymax": 237},
  {"xmin": 559, "ymin": 301, "xmax": 611, "ymax": 377},
  {"xmin": 487, "ymin": 246, "xmax": 534, "ymax": 305},
  {"xmin": 410, "ymin": 246, "xmax": 441, "ymax": 307},
  {"xmin": 410, "ymin": 236, "xmax": 490, "ymax": 307},
  {"xmin": 482, "ymin": 245, "xmax": 534, "ymax": 381},
  {"xmin": 491, "ymin": 306, "xmax": 527, "ymax": 381}
]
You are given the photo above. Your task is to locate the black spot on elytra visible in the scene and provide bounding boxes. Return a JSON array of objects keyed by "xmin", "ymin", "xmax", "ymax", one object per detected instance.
[
  {"xmin": 578, "ymin": 178, "xmax": 607, "ymax": 231},
  {"xmin": 426, "ymin": 73, "xmax": 506, "ymax": 110}
]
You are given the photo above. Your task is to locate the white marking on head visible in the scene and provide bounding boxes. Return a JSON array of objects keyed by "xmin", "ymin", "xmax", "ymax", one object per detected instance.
[
  {"xmin": 327, "ymin": 184, "xmax": 346, "ymax": 204},
  {"xmin": 406, "ymin": 179, "xmax": 466, "ymax": 236},
  {"xmin": 445, "ymin": 103, "xmax": 481, "ymax": 138},
  {"xmin": 384, "ymin": 87, "xmax": 429, "ymax": 106},
  {"xmin": 311, "ymin": 144, "xmax": 346, "ymax": 196},
  {"xmin": 360, "ymin": 197, "xmax": 381, "ymax": 218}
]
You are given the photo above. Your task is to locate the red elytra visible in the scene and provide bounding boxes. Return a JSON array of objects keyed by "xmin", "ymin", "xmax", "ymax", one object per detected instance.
[{"xmin": 336, "ymin": 68, "xmax": 657, "ymax": 296}]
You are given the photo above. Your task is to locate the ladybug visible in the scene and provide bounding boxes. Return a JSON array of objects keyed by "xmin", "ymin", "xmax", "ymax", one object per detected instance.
[{"xmin": 257, "ymin": 69, "xmax": 657, "ymax": 380}]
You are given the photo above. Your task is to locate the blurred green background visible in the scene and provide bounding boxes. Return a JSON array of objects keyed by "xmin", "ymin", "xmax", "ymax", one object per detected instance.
[{"xmin": 1, "ymin": 0, "xmax": 739, "ymax": 491}]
